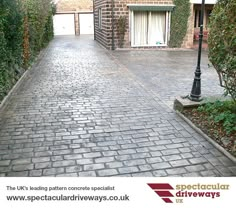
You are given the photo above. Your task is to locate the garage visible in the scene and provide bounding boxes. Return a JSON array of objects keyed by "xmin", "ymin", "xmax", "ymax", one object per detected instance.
[
  {"xmin": 53, "ymin": 14, "xmax": 75, "ymax": 35},
  {"xmin": 79, "ymin": 13, "xmax": 94, "ymax": 34}
]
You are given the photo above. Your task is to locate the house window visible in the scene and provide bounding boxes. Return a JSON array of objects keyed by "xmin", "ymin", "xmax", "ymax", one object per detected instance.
[
  {"xmin": 131, "ymin": 11, "xmax": 169, "ymax": 46},
  {"xmin": 194, "ymin": 10, "xmax": 201, "ymax": 28},
  {"xmin": 98, "ymin": 8, "xmax": 102, "ymax": 29}
]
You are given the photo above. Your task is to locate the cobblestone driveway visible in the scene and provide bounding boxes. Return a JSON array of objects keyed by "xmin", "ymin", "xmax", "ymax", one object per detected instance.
[{"xmin": 0, "ymin": 36, "xmax": 235, "ymax": 177}]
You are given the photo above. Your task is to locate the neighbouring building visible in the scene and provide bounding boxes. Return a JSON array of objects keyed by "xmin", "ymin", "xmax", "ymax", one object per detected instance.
[
  {"xmin": 183, "ymin": 0, "xmax": 216, "ymax": 48},
  {"xmin": 94, "ymin": 0, "xmax": 216, "ymax": 49},
  {"xmin": 53, "ymin": 0, "xmax": 94, "ymax": 36}
]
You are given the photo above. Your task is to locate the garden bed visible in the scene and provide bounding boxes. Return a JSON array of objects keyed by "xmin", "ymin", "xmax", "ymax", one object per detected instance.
[{"xmin": 182, "ymin": 100, "xmax": 236, "ymax": 158}]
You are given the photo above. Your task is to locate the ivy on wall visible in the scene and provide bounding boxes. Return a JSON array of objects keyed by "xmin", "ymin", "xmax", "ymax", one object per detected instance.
[
  {"xmin": 169, "ymin": 0, "xmax": 190, "ymax": 47},
  {"xmin": 117, "ymin": 16, "xmax": 126, "ymax": 48},
  {"xmin": 0, "ymin": 0, "xmax": 55, "ymax": 102}
]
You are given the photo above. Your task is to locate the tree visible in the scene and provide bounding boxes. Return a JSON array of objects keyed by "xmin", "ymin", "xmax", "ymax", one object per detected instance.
[{"xmin": 208, "ymin": 0, "xmax": 236, "ymax": 101}]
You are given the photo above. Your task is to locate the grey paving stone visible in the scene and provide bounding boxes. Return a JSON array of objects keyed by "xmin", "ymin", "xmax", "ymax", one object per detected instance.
[
  {"xmin": 78, "ymin": 171, "xmax": 96, "ymax": 177},
  {"xmin": 166, "ymin": 168, "xmax": 187, "ymax": 175},
  {"xmin": 161, "ymin": 149, "xmax": 180, "ymax": 156},
  {"xmin": 229, "ymin": 167, "xmax": 236, "ymax": 175},
  {"xmin": 146, "ymin": 157, "xmax": 163, "ymax": 164},
  {"xmin": 124, "ymin": 159, "xmax": 146, "ymax": 166},
  {"xmin": 170, "ymin": 159, "xmax": 190, "ymax": 167},
  {"xmin": 181, "ymin": 153, "xmax": 194, "ymax": 159},
  {"xmin": 0, "ymin": 160, "xmax": 10, "ymax": 166},
  {"xmin": 200, "ymin": 170, "xmax": 218, "ymax": 177},
  {"xmin": 139, "ymin": 164, "xmax": 152, "ymax": 172},
  {"xmin": 97, "ymin": 169, "xmax": 118, "ymax": 176},
  {"xmin": 32, "ymin": 157, "xmax": 50, "ymax": 163},
  {"xmin": 83, "ymin": 152, "xmax": 101, "ymax": 158},
  {"xmin": 132, "ymin": 172, "xmax": 153, "ymax": 177},
  {"xmin": 151, "ymin": 162, "xmax": 171, "ymax": 170},
  {"xmin": 189, "ymin": 157, "xmax": 208, "ymax": 165},
  {"xmin": 106, "ymin": 161, "xmax": 123, "ymax": 169},
  {"xmin": 115, "ymin": 155, "xmax": 132, "ymax": 161},
  {"xmin": 76, "ymin": 158, "xmax": 93, "ymax": 165},
  {"xmin": 183, "ymin": 172, "xmax": 202, "ymax": 177},
  {"xmin": 29, "ymin": 170, "xmax": 43, "ymax": 177},
  {"xmin": 12, "ymin": 164, "xmax": 34, "ymax": 171},
  {"xmin": 84, "ymin": 164, "xmax": 105, "ymax": 171},
  {"xmin": 118, "ymin": 166, "xmax": 139, "ymax": 174},
  {"xmin": 152, "ymin": 170, "xmax": 168, "ymax": 176},
  {"xmin": 56, "ymin": 173, "xmax": 78, "ymax": 177},
  {"xmin": 43, "ymin": 168, "xmax": 64, "ymax": 176},
  {"xmin": 185, "ymin": 164, "xmax": 205, "ymax": 172},
  {"xmin": 150, "ymin": 151, "xmax": 162, "ymax": 157},
  {"xmin": 64, "ymin": 154, "xmax": 83, "ymax": 160},
  {"xmin": 66, "ymin": 166, "xmax": 82, "ymax": 173},
  {"xmin": 102, "ymin": 151, "xmax": 118, "ymax": 156},
  {"xmin": 162, "ymin": 155, "xmax": 182, "ymax": 162},
  {"xmin": 118, "ymin": 149, "xmax": 136, "ymax": 155},
  {"xmin": 35, "ymin": 162, "xmax": 52, "ymax": 169},
  {"xmin": 12, "ymin": 158, "xmax": 31, "ymax": 165},
  {"xmin": 53, "ymin": 160, "xmax": 75, "ymax": 167},
  {"xmin": 95, "ymin": 157, "xmax": 114, "ymax": 163},
  {"xmin": 7, "ymin": 171, "xmax": 29, "ymax": 177}
]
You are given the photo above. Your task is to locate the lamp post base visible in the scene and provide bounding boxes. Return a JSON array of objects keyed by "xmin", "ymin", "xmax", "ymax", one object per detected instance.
[{"xmin": 188, "ymin": 95, "xmax": 203, "ymax": 102}]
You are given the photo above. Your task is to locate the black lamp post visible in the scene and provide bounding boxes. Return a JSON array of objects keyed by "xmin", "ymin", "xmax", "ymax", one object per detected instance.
[{"xmin": 189, "ymin": 0, "xmax": 205, "ymax": 101}]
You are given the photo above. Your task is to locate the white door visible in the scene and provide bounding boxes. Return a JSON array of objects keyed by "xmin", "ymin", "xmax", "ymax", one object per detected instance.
[
  {"xmin": 53, "ymin": 14, "xmax": 75, "ymax": 35},
  {"xmin": 79, "ymin": 14, "xmax": 94, "ymax": 34}
]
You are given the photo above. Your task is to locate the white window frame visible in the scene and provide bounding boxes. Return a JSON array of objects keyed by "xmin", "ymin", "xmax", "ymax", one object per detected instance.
[{"xmin": 130, "ymin": 10, "xmax": 171, "ymax": 47}]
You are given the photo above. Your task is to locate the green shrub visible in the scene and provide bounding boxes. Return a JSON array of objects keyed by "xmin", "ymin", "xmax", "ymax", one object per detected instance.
[
  {"xmin": 0, "ymin": 0, "xmax": 54, "ymax": 102},
  {"xmin": 169, "ymin": 0, "xmax": 190, "ymax": 47},
  {"xmin": 0, "ymin": 0, "xmax": 23, "ymax": 100},
  {"xmin": 208, "ymin": 0, "xmax": 236, "ymax": 101},
  {"xmin": 198, "ymin": 100, "xmax": 236, "ymax": 135}
]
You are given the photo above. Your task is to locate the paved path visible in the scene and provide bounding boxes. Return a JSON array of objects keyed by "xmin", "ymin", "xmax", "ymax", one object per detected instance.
[
  {"xmin": 0, "ymin": 36, "xmax": 235, "ymax": 177},
  {"xmin": 112, "ymin": 49, "xmax": 223, "ymax": 108}
]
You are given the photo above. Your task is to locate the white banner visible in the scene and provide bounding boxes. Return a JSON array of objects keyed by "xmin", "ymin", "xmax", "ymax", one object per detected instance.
[{"xmin": 0, "ymin": 178, "xmax": 235, "ymax": 208}]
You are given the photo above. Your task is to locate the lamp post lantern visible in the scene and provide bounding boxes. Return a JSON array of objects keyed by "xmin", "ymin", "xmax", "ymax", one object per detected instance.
[{"xmin": 189, "ymin": 0, "xmax": 205, "ymax": 102}]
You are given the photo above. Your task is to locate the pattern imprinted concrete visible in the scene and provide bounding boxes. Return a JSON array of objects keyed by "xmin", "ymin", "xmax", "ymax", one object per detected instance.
[{"xmin": 0, "ymin": 35, "xmax": 235, "ymax": 177}]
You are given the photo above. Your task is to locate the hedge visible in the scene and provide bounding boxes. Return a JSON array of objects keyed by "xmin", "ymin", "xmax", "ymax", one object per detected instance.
[
  {"xmin": 0, "ymin": 0, "xmax": 54, "ymax": 102},
  {"xmin": 208, "ymin": 0, "xmax": 236, "ymax": 101},
  {"xmin": 169, "ymin": 0, "xmax": 190, "ymax": 47}
]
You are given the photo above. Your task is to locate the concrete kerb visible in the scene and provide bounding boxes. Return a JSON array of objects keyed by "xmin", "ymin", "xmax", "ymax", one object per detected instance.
[
  {"xmin": 175, "ymin": 110, "xmax": 236, "ymax": 163},
  {"xmin": 0, "ymin": 44, "xmax": 50, "ymax": 112}
]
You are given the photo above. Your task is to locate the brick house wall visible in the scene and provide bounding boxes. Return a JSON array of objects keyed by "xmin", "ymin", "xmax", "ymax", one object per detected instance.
[
  {"xmin": 94, "ymin": 0, "xmax": 216, "ymax": 49},
  {"xmin": 55, "ymin": 0, "xmax": 93, "ymax": 35},
  {"xmin": 94, "ymin": 0, "xmax": 174, "ymax": 50}
]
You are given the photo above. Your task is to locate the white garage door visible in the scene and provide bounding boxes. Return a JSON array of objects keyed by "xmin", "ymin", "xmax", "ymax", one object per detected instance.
[
  {"xmin": 53, "ymin": 14, "xmax": 75, "ymax": 35},
  {"xmin": 79, "ymin": 14, "xmax": 94, "ymax": 35}
]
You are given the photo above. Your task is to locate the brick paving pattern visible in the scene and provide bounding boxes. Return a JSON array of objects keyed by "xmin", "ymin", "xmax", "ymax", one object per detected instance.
[{"xmin": 0, "ymin": 35, "xmax": 235, "ymax": 177}]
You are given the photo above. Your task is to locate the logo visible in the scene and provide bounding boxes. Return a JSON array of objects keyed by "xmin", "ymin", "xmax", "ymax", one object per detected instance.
[
  {"xmin": 148, "ymin": 183, "xmax": 230, "ymax": 204},
  {"xmin": 148, "ymin": 183, "xmax": 174, "ymax": 203}
]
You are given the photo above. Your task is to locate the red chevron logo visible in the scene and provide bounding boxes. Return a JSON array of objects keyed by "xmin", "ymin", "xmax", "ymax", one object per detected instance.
[{"xmin": 148, "ymin": 183, "xmax": 174, "ymax": 203}]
